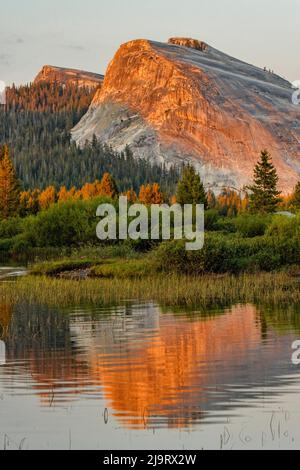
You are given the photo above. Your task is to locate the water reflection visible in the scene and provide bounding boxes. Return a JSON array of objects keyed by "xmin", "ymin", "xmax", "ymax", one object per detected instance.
[
  {"xmin": 0, "ymin": 266, "xmax": 27, "ymax": 280},
  {"xmin": 1, "ymin": 301, "xmax": 299, "ymax": 435},
  {"xmin": 0, "ymin": 303, "xmax": 13, "ymax": 339}
]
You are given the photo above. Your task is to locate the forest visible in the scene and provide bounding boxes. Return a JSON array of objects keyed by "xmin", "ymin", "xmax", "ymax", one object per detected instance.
[{"xmin": 0, "ymin": 81, "xmax": 179, "ymax": 192}]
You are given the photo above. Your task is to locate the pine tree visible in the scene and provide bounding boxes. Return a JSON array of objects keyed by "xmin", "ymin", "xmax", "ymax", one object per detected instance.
[
  {"xmin": 248, "ymin": 150, "xmax": 281, "ymax": 213},
  {"xmin": 0, "ymin": 145, "xmax": 20, "ymax": 219},
  {"xmin": 176, "ymin": 165, "xmax": 208, "ymax": 207},
  {"xmin": 291, "ymin": 181, "xmax": 300, "ymax": 211}
]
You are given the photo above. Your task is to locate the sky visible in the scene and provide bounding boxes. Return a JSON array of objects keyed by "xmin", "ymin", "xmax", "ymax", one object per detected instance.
[{"xmin": 0, "ymin": 0, "xmax": 299, "ymax": 86}]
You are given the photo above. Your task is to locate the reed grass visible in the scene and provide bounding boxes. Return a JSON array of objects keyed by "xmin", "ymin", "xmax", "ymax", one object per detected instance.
[
  {"xmin": 30, "ymin": 259, "xmax": 95, "ymax": 276},
  {"xmin": 1, "ymin": 272, "xmax": 299, "ymax": 308}
]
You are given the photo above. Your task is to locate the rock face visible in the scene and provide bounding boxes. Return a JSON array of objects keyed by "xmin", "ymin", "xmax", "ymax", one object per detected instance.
[
  {"xmin": 168, "ymin": 37, "xmax": 207, "ymax": 51},
  {"xmin": 72, "ymin": 38, "xmax": 300, "ymax": 192},
  {"xmin": 34, "ymin": 65, "xmax": 104, "ymax": 89}
]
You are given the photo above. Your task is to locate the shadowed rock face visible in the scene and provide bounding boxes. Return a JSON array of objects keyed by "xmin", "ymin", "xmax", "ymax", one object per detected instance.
[
  {"xmin": 72, "ymin": 38, "xmax": 300, "ymax": 192},
  {"xmin": 34, "ymin": 65, "xmax": 104, "ymax": 89}
]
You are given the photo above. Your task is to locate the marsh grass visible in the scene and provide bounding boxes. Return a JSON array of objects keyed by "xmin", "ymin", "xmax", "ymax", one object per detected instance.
[
  {"xmin": 29, "ymin": 254, "xmax": 155, "ymax": 278},
  {"xmin": 90, "ymin": 258, "xmax": 155, "ymax": 279},
  {"xmin": 1, "ymin": 272, "xmax": 299, "ymax": 308},
  {"xmin": 30, "ymin": 259, "xmax": 96, "ymax": 276}
]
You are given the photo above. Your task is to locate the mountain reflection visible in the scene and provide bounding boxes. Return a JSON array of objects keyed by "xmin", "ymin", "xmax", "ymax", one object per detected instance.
[
  {"xmin": 0, "ymin": 303, "xmax": 13, "ymax": 340},
  {"xmin": 0, "ymin": 302, "xmax": 298, "ymax": 429}
]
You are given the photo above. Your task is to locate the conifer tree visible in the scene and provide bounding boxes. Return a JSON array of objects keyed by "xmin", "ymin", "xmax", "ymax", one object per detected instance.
[
  {"xmin": 291, "ymin": 181, "xmax": 300, "ymax": 211},
  {"xmin": 176, "ymin": 165, "xmax": 207, "ymax": 208},
  {"xmin": 0, "ymin": 145, "xmax": 20, "ymax": 219},
  {"xmin": 248, "ymin": 150, "xmax": 281, "ymax": 213}
]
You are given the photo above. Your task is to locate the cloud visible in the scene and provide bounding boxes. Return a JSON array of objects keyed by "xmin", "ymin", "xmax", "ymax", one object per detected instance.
[
  {"xmin": 0, "ymin": 53, "xmax": 11, "ymax": 66},
  {"xmin": 0, "ymin": 35, "xmax": 25, "ymax": 46},
  {"xmin": 64, "ymin": 44, "xmax": 85, "ymax": 51}
]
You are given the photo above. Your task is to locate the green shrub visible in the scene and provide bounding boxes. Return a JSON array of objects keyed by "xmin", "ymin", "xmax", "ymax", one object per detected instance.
[
  {"xmin": 11, "ymin": 235, "xmax": 32, "ymax": 256},
  {"xmin": 204, "ymin": 210, "xmax": 220, "ymax": 231},
  {"xmin": 266, "ymin": 215, "xmax": 300, "ymax": 264},
  {"xmin": 215, "ymin": 217, "xmax": 237, "ymax": 234},
  {"xmin": 0, "ymin": 238, "xmax": 14, "ymax": 253},
  {"xmin": 154, "ymin": 230, "xmax": 299, "ymax": 275},
  {"xmin": 267, "ymin": 214, "xmax": 300, "ymax": 237},
  {"xmin": 0, "ymin": 217, "xmax": 22, "ymax": 238},
  {"xmin": 154, "ymin": 235, "xmax": 238, "ymax": 275},
  {"xmin": 21, "ymin": 198, "xmax": 109, "ymax": 248},
  {"xmin": 253, "ymin": 251, "xmax": 282, "ymax": 271},
  {"xmin": 234, "ymin": 213, "xmax": 272, "ymax": 237}
]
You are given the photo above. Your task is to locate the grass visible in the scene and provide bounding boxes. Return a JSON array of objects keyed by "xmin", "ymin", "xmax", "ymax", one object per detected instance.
[
  {"xmin": 30, "ymin": 259, "xmax": 96, "ymax": 276},
  {"xmin": 29, "ymin": 254, "xmax": 155, "ymax": 278},
  {"xmin": 1, "ymin": 272, "xmax": 299, "ymax": 308},
  {"xmin": 90, "ymin": 258, "xmax": 155, "ymax": 279}
]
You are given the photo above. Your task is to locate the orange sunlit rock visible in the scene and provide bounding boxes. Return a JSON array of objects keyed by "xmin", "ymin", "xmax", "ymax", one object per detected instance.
[
  {"xmin": 34, "ymin": 65, "xmax": 104, "ymax": 89},
  {"xmin": 73, "ymin": 39, "xmax": 300, "ymax": 193}
]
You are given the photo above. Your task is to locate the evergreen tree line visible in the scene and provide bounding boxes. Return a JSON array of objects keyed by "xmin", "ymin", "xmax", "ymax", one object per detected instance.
[
  {"xmin": 0, "ymin": 81, "xmax": 180, "ymax": 193},
  {"xmin": 5, "ymin": 81, "xmax": 95, "ymax": 113},
  {"xmin": 1, "ymin": 140, "xmax": 300, "ymax": 222}
]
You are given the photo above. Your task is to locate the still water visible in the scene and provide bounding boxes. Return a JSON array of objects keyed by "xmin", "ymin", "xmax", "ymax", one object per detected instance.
[{"xmin": 0, "ymin": 298, "xmax": 300, "ymax": 450}]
